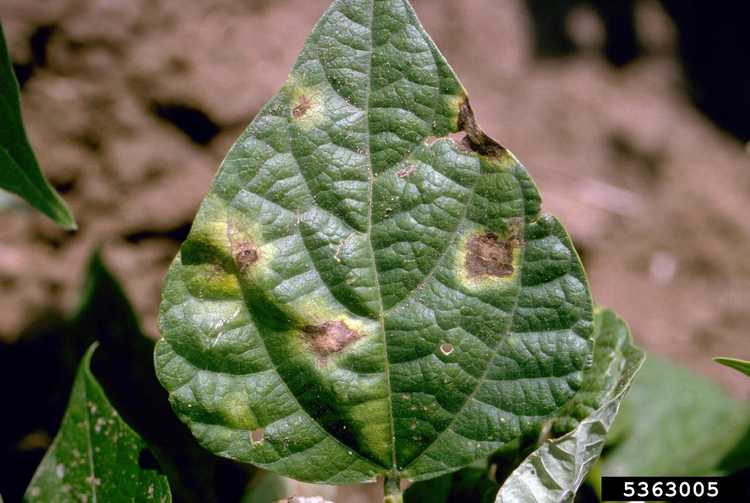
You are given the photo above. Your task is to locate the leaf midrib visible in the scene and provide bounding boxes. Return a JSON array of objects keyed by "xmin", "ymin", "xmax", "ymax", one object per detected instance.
[{"xmin": 362, "ymin": 0, "xmax": 397, "ymax": 472}]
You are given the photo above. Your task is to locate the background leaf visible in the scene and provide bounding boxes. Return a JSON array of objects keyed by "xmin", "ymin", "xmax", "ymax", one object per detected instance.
[
  {"xmin": 602, "ymin": 355, "xmax": 750, "ymax": 477},
  {"xmin": 78, "ymin": 253, "xmax": 256, "ymax": 503},
  {"xmin": 24, "ymin": 344, "xmax": 171, "ymax": 502},
  {"xmin": 714, "ymin": 357, "xmax": 750, "ymax": 378},
  {"xmin": 0, "ymin": 253, "xmax": 254, "ymax": 503},
  {"xmin": 156, "ymin": 0, "xmax": 594, "ymax": 485},
  {"xmin": 0, "ymin": 22, "xmax": 75, "ymax": 229},
  {"xmin": 494, "ymin": 308, "xmax": 644, "ymax": 503},
  {"xmin": 404, "ymin": 460, "xmax": 498, "ymax": 503}
]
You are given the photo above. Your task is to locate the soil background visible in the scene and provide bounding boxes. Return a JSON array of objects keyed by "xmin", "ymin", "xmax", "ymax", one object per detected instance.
[{"xmin": 0, "ymin": 1, "xmax": 748, "ymax": 499}]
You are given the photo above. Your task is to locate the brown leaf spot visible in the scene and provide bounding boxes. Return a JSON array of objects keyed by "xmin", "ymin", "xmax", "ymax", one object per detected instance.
[
  {"xmin": 233, "ymin": 242, "xmax": 259, "ymax": 271},
  {"xmin": 465, "ymin": 232, "xmax": 516, "ymax": 277},
  {"xmin": 292, "ymin": 95, "xmax": 312, "ymax": 119},
  {"xmin": 440, "ymin": 342, "xmax": 454, "ymax": 355},
  {"xmin": 303, "ymin": 321, "xmax": 361, "ymax": 358}
]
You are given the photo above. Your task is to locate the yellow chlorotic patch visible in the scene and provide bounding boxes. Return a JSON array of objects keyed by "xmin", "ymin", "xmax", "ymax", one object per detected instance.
[
  {"xmin": 184, "ymin": 263, "xmax": 241, "ymax": 299},
  {"xmin": 286, "ymin": 291, "xmax": 379, "ymax": 335},
  {"xmin": 218, "ymin": 391, "xmax": 257, "ymax": 430},
  {"xmin": 287, "ymin": 83, "xmax": 325, "ymax": 130},
  {"xmin": 347, "ymin": 398, "xmax": 392, "ymax": 465},
  {"xmin": 444, "ymin": 92, "xmax": 468, "ymax": 131}
]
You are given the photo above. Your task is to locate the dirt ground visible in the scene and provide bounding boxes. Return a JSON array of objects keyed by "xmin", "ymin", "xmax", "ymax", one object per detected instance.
[{"xmin": 1, "ymin": 0, "xmax": 748, "ymax": 411}]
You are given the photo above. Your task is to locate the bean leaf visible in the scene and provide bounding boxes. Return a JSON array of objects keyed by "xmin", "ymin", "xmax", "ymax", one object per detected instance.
[
  {"xmin": 24, "ymin": 344, "xmax": 171, "ymax": 502},
  {"xmin": 714, "ymin": 357, "xmax": 750, "ymax": 378},
  {"xmin": 155, "ymin": 0, "xmax": 594, "ymax": 484},
  {"xmin": 0, "ymin": 22, "xmax": 76, "ymax": 229},
  {"xmin": 494, "ymin": 308, "xmax": 644, "ymax": 503}
]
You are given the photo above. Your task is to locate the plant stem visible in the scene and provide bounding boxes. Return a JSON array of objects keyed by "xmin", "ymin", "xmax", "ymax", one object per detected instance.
[{"xmin": 383, "ymin": 472, "xmax": 403, "ymax": 503}]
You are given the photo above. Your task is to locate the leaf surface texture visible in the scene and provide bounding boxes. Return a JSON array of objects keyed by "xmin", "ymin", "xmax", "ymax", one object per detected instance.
[
  {"xmin": 155, "ymin": 0, "xmax": 594, "ymax": 483},
  {"xmin": 495, "ymin": 309, "xmax": 644, "ymax": 503}
]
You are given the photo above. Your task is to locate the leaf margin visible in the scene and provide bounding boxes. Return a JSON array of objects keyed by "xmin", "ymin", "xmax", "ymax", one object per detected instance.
[
  {"xmin": 494, "ymin": 308, "xmax": 644, "ymax": 503},
  {"xmin": 0, "ymin": 22, "xmax": 76, "ymax": 230}
]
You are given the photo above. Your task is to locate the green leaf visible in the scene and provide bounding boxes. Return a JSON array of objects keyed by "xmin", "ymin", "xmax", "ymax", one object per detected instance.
[
  {"xmin": 494, "ymin": 308, "xmax": 644, "ymax": 503},
  {"xmin": 603, "ymin": 355, "xmax": 750, "ymax": 477},
  {"xmin": 0, "ymin": 23, "xmax": 76, "ymax": 229},
  {"xmin": 714, "ymin": 357, "xmax": 750, "ymax": 378},
  {"xmin": 24, "ymin": 344, "xmax": 171, "ymax": 502},
  {"xmin": 75, "ymin": 253, "xmax": 255, "ymax": 503},
  {"xmin": 155, "ymin": 0, "xmax": 594, "ymax": 484}
]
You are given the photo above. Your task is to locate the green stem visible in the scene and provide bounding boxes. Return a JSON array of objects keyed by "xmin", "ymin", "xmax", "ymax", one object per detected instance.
[{"xmin": 383, "ymin": 472, "xmax": 403, "ymax": 503}]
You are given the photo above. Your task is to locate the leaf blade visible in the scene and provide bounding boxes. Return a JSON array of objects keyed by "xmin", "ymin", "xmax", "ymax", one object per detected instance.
[
  {"xmin": 714, "ymin": 357, "xmax": 750, "ymax": 378},
  {"xmin": 494, "ymin": 308, "xmax": 645, "ymax": 503},
  {"xmin": 0, "ymin": 23, "xmax": 76, "ymax": 229},
  {"xmin": 156, "ymin": 0, "xmax": 594, "ymax": 483},
  {"xmin": 24, "ymin": 344, "xmax": 170, "ymax": 502}
]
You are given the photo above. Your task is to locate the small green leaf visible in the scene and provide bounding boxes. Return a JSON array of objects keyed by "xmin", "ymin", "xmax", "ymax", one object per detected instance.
[
  {"xmin": 603, "ymin": 355, "xmax": 750, "ymax": 477},
  {"xmin": 24, "ymin": 344, "xmax": 171, "ymax": 502},
  {"xmin": 494, "ymin": 308, "xmax": 644, "ymax": 503},
  {"xmin": 156, "ymin": 0, "xmax": 594, "ymax": 484},
  {"xmin": 75, "ymin": 253, "xmax": 255, "ymax": 503},
  {"xmin": 0, "ymin": 23, "xmax": 76, "ymax": 229},
  {"xmin": 714, "ymin": 357, "xmax": 750, "ymax": 378}
]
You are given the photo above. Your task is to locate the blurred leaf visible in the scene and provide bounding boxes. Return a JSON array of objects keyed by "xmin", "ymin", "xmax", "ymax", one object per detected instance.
[
  {"xmin": 0, "ymin": 22, "xmax": 75, "ymax": 229},
  {"xmin": 240, "ymin": 472, "xmax": 291, "ymax": 503},
  {"xmin": 494, "ymin": 309, "xmax": 644, "ymax": 503},
  {"xmin": 603, "ymin": 355, "xmax": 750, "ymax": 476},
  {"xmin": 75, "ymin": 253, "xmax": 254, "ymax": 503},
  {"xmin": 24, "ymin": 344, "xmax": 171, "ymax": 502},
  {"xmin": 714, "ymin": 357, "xmax": 750, "ymax": 378},
  {"xmin": 0, "ymin": 314, "xmax": 74, "ymax": 501}
]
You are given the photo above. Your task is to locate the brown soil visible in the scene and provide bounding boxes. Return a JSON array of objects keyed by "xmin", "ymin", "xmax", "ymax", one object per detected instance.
[{"xmin": 1, "ymin": 0, "xmax": 747, "ymax": 408}]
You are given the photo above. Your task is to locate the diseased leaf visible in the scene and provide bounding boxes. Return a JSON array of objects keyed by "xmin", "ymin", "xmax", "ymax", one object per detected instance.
[
  {"xmin": 0, "ymin": 23, "xmax": 76, "ymax": 229},
  {"xmin": 155, "ymin": 0, "xmax": 594, "ymax": 484},
  {"xmin": 714, "ymin": 357, "xmax": 750, "ymax": 378},
  {"xmin": 603, "ymin": 355, "xmax": 750, "ymax": 477},
  {"xmin": 24, "ymin": 344, "xmax": 171, "ymax": 502},
  {"xmin": 494, "ymin": 308, "xmax": 644, "ymax": 503}
]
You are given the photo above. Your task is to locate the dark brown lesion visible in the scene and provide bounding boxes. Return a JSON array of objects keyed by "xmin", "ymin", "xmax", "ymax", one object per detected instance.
[
  {"xmin": 456, "ymin": 98, "xmax": 508, "ymax": 158},
  {"xmin": 303, "ymin": 320, "xmax": 361, "ymax": 358},
  {"xmin": 292, "ymin": 95, "xmax": 312, "ymax": 119},
  {"xmin": 465, "ymin": 231, "xmax": 518, "ymax": 278},
  {"xmin": 232, "ymin": 241, "xmax": 260, "ymax": 271}
]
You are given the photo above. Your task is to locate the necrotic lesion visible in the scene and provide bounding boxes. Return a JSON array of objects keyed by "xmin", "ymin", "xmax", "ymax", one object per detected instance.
[{"xmin": 464, "ymin": 231, "xmax": 516, "ymax": 278}]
